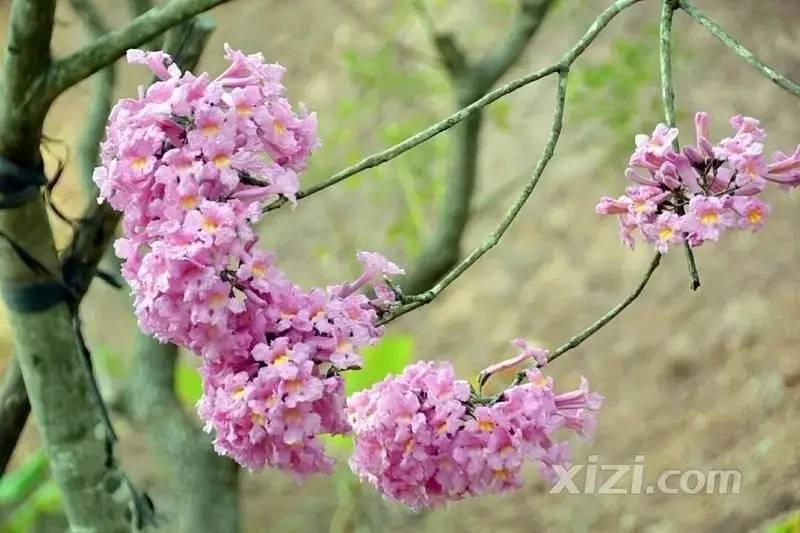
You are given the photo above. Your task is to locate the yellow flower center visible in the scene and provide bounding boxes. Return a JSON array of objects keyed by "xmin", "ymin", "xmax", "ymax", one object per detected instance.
[
  {"xmin": 634, "ymin": 201, "xmax": 648, "ymax": 214},
  {"xmin": 236, "ymin": 106, "xmax": 251, "ymax": 117},
  {"xmin": 130, "ymin": 156, "xmax": 147, "ymax": 170},
  {"xmin": 404, "ymin": 439, "xmax": 415, "ymax": 454},
  {"xmin": 209, "ymin": 293, "xmax": 227, "ymax": 307},
  {"xmin": 336, "ymin": 341, "xmax": 352, "ymax": 353},
  {"xmin": 251, "ymin": 413, "xmax": 265, "ymax": 426},
  {"xmin": 273, "ymin": 121, "xmax": 286, "ymax": 135},
  {"xmin": 700, "ymin": 212, "xmax": 719, "ymax": 226},
  {"xmin": 658, "ymin": 227, "xmax": 674, "ymax": 241},
  {"xmin": 747, "ymin": 210, "xmax": 762, "ymax": 224},
  {"xmin": 251, "ymin": 263, "xmax": 267, "ymax": 278},
  {"xmin": 213, "ymin": 154, "xmax": 231, "ymax": 168},
  {"xmin": 180, "ymin": 195, "xmax": 199, "ymax": 209},
  {"xmin": 273, "ymin": 354, "xmax": 290, "ymax": 366},
  {"xmin": 285, "ymin": 379, "xmax": 303, "ymax": 394},
  {"xmin": 478, "ymin": 420, "xmax": 495, "ymax": 433},
  {"xmin": 202, "ymin": 124, "xmax": 220, "ymax": 136},
  {"xmin": 232, "ymin": 387, "xmax": 246, "ymax": 400},
  {"xmin": 201, "ymin": 216, "xmax": 218, "ymax": 233},
  {"xmin": 493, "ymin": 469, "xmax": 509, "ymax": 481}
]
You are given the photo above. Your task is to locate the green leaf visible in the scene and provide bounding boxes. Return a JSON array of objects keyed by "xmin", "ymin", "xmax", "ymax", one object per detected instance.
[
  {"xmin": 324, "ymin": 335, "xmax": 415, "ymax": 454},
  {"xmin": 6, "ymin": 479, "xmax": 64, "ymax": 533},
  {"xmin": 767, "ymin": 512, "xmax": 800, "ymax": 533},
  {"xmin": 488, "ymin": 99, "xmax": 511, "ymax": 131},
  {"xmin": 93, "ymin": 344, "xmax": 127, "ymax": 381},
  {"xmin": 0, "ymin": 449, "xmax": 49, "ymax": 506},
  {"xmin": 344, "ymin": 334, "xmax": 414, "ymax": 396},
  {"xmin": 175, "ymin": 359, "xmax": 203, "ymax": 407}
]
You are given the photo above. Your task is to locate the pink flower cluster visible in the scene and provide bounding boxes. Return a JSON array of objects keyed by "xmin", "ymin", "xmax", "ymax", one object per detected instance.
[
  {"xmin": 346, "ymin": 345, "xmax": 603, "ymax": 510},
  {"xmin": 95, "ymin": 46, "xmax": 403, "ymax": 477},
  {"xmin": 597, "ymin": 113, "xmax": 800, "ymax": 252}
]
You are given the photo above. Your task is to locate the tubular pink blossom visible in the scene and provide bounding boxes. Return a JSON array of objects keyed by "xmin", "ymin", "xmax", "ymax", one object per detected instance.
[{"xmin": 597, "ymin": 112, "xmax": 793, "ymax": 250}]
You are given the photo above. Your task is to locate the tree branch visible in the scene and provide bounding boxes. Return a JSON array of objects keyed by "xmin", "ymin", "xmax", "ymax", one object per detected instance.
[
  {"xmin": 678, "ymin": 0, "xmax": 800, "ymax": 98},
  {"xmin": 45, "ymin": 0, "xmax": 230, "ymax": 99},
  {"xmin": 69, "ymin": 0, "xmax": 115, "ymax": 197},
  {"xmin": 545, "ymin": 252, "xmax": 662, "ymax": 365},
  {"xmin": 263, "ymin": 0, "xmax": 644, "ymax": 213},
  {"xmin": 411, "ymin": 1, "xmax": 468, "ymax": 77},
  {"xmin": 499, "ymin": 252, "xmax": 662, "ymax": 391},
  {"xmin": 0, "ymin": 10, "xmax": 220, "ymax": 515},
  {"xmin": 0, "ymin": 1, "xmax": 148, "ymax": 529},
  {"xmin": 0, "ymin": 358, "xmax": 28, "ymax": 473},
  {"xmin": 473, "ymin": 0, "xmax": 557, "ymax": 92},
  {"xmin": 659, "ymin": 0, "xmax": 701, "ymax": 290},
  {"xmin": 401, "ymin": 0, "xmax": 556, "ymax": 294},
  {"xmin": 128, "ymin": 0, "xmax": 166, "ymax": 50},
  {"xmin": 379, "ymin": 71, "xmax": 570, "ymax": 325},
  {"xmin": 126, "ymin": 334, "xmax": 239, "ymax": 533}
]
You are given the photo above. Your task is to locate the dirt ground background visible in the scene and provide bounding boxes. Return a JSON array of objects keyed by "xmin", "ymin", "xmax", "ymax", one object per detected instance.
[{"xmin": 1, "ymin": 0, "xmax": 799, "ymax": 532}]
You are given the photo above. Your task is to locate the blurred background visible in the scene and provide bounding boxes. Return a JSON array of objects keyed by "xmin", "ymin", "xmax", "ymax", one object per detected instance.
[{"xmin": 1, "ymin": 0, "xmax": 799, "ymax": 531}]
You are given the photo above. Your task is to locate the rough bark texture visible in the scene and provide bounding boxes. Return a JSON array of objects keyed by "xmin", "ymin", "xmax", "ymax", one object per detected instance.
[
  {"xmin": 128, "ymin": 335, "xmax": 240, "ymax": 533},
  {"xmin": 0, "ymin": 358, "xmax": 28, "ymax": 474},
  {"xmin": 0, "ymin": 2, "xmax": 142, "ymax": 530},
  {"xmin": 0, "ymin": 0, "xmax": 233, "ymax": 529}
]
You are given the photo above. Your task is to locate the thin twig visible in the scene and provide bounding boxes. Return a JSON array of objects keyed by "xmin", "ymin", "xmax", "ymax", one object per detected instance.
[
  {"xmin": 377, "ymin": 71, "xmax": 569, "ymax": 325},
  {"xmin": 545, "ymin": 252, "xmax": 662, "ymax": 365},
  {"xmin": 263, "ymin": 0, "xmax": 644, "ymax": 213},
  {"xmin": 403, "ymin": 0, "xmax": 557, "ymax": 294},
  {"xmin": 46, "ymin": 0, "xmax": 230, "ymax": 99},
  {"xmin": 69, "ymin": 0, "xmax": 115, "ymax": 197},
  {"xmin": 498, "ymin": 252, "xmax": 662, "ymax": 391},
  {"xmin": 679, "ymin": 0, "xmax": 800, "ymax": 98},
  {"xmin": 660, "ymin": 0, "xmax": 701, "ymax": 290}
]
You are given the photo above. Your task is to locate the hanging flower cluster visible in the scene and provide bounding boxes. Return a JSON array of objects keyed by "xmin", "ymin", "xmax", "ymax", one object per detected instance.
[
  {"xmin": 346, "ymin": 343, "xmax": 603, "ymax": 509},
  {"xmin": 97, "ymin": 46, "xmax": 603, "ymax": 507},
  {"xmin": 596, "ymin": 113, "xmax": 800, "ymax": 252},
  {"xmin": 95, "ymin": 46, "xmax": 401, "ymax": 477}
]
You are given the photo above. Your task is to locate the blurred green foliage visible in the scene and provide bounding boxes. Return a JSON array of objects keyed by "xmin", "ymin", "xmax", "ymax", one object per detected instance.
[
  {"xmin": 305, "ymin": 0, "xmax": 520, "ymax": 258},
  {"xmin": 343, "ymin": 334, "xmax": 413, "ymax": 395},
  {"xmin": 175, "ymin": 357, "xmax": 203, "ymax": 407},
  {"xmin": 568, "ymin": 24, "xmax": 684, "ymax": 168},
  {"xmin": 325, "ymin": 333, "xmax": 414, "ymax": 454},
  {"xmin": 0, "ymin": 450, "xmax": 65, "ymax": 533},
  {"xmin": 326, "ymin": 334, "xmax": 415, "ymax": 532},
  {"xmin": 0, "ymin": 451, "xmax": 48, "ymax": 507},
  {"xmin": 767, "ymin": 512, "xmax": 800, "ymax": 533}
]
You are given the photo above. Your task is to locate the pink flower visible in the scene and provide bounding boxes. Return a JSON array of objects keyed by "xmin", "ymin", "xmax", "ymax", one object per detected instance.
[
  {"xmin": 633, "ymin": 124, "xmax": 678, "ymax": 160},
  {"xmin": 682, "ymin": 196, "xmax": 734, "ymax": 243},
  {"xmin": 598, "ymin": 112, "xmax": 789, "ymax": 251},
  {"xmin": 126, "ymin": 49, "xmax": 180, "ymax": 80},
  {"xmin": 338, "ymin": 251, "xmax": 404, "ymax": 298},
  {"xmin": 479, "ymin": 339, "xmax": 548, "ymax": 387},
  {"xmin": 595, "ymin": 196, "xmax": 630, "ymax": 215},
  {"xmin": 766, "ymin": 146, "xmax": 800, "ymax": 187},
  {"xmin": 731, "ymin": 196, "xmax": 770, "ymax": 230},
  {"xmin": 347, "ymin": 359, "xmax": 602, "ymax": 509},
  {"xmin": 642, "ymin": 212, "xmax": 684, "ymax": 253}
]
